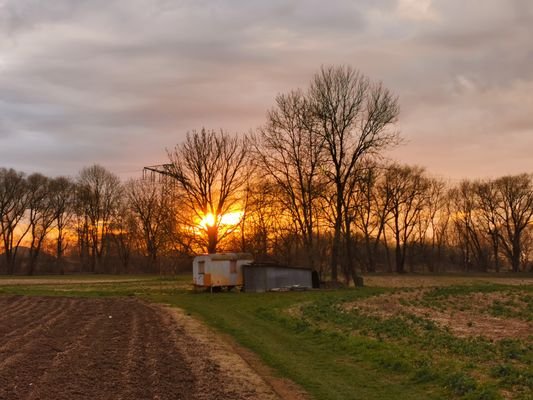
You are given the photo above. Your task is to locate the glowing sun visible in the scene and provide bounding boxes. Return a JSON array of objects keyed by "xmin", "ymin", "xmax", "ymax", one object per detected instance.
[{"xmin": 198, "ymin": 211, "xmax": 243, "ymax": 229}]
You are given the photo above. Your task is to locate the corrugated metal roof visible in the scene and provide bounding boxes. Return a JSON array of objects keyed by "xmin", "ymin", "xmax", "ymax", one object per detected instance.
[{"xmin": 196, "ymin": 253, "xmax": 254, "ymax": 261}]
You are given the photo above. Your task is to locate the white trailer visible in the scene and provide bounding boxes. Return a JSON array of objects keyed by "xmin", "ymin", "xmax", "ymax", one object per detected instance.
[{"xmin": 192, "ymin": 253, "xmax": 253, "ymax": 290}]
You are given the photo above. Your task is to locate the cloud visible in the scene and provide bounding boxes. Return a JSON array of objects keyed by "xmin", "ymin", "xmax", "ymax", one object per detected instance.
[
  {"xmin": 0, "ymin": 0, "xmax": 531, "ymax": 180},
  {"xmin": 397, "ymin": 0, "xmax": 438, "ymax": 21}
]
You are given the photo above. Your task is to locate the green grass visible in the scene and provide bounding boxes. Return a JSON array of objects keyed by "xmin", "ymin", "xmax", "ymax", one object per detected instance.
[
  {"xmin": 155, "ymin": 289, "xmax": 449, "ymax": 400},
  {"xmin": 0, "ymin": 274, "xmax": 190, "ymax": 296},
  {"xmin": 293, "ymin": 286, "xmax": 531, "ymax": 399},
  {"xmin": 1, "ymin": 275, "xmax": 531, "ymax": 400}
]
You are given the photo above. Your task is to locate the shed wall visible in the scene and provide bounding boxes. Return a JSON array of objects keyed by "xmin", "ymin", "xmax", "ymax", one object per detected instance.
[{"xmin": 243, "ymin": 266, "xmax": 312, "ymax": 292}]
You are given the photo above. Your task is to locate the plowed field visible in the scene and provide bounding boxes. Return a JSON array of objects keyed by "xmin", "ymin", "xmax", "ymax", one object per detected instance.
[{"xmin": 0, "ymin": 296, "xmax": 280, "ymax": 400}]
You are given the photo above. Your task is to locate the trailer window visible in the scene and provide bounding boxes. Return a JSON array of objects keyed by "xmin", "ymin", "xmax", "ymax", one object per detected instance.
[
  {"xmin": 230, "ymin": 260, "xmax": 237, "ymax": 273},
  {"xmin": 198, "ymin": 261, "xmax": 205, "ymax": 274}
]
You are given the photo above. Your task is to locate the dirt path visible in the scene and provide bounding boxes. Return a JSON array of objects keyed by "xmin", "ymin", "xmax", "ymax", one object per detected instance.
[
  {"xmin": 166, "ymin": 307, "xmax": 309, "ymax": 400},
  {"xmin": 0, "ymin": 296, "xmax": 303, "ymax": 400}
]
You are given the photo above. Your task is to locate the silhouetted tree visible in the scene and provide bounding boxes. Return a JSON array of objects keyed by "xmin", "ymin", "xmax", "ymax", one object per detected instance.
[
  {"xmin": 423, "ymin": 178, "xmax": 450, "ymax": 272},
  {"xmin": 309, "ymin": 65, "xmax": 400, "ymax": 280},
  {"xmin": 0, "ymin": 168, "xmax": 30, "ymax": 274},
  {"xmin": 257, "ymin": 90, "xmax": 325, "ymax": 268},
  {"xmin": 474, "ymin": 180, "xmax": 502, "ymax": 271},
  {"xmin": 109, "ymin": 196, "xmax": 136, "ymax": 273},
  {"xmin": 126, "ymin": 178, "xmax": 174, "ymax": 269},
  {"xmin": 450, "ymin": 181, "xmax": 490, "ymax": 271},
  {"xmin": 167, "ymin": 129, "xmax": 248, "ymax": 253},
  {"xmin": 26, "ymin": 173, "xmax": 56, "ymax": 275},
  {"xmin": 49, "ymin": 176, "xmax": 75, "ymax": 273},
  {"xmin": 493, "ymin": 174, "xmax": 533, "ymax": 272},
  {"xmin": 76, "ymin": 165, "xmax": 122, "ymax": 272},
  {"xmin": 352, "ymin": 162, "xmax": 389, "ymax": 272},
  {"xmin": 383, "ymin": 164, "xmax": 429, "ymax": 273}
]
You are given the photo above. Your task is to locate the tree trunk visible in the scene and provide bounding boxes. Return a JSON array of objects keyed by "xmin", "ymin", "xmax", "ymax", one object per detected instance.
[
  {"xmin": 511, "ymin": 238, "xmax": 521, "ymax": 273},
  {"xmin": 345, "ymin": 229, "xmax": 358, "ymax": 286},
  {"xmin": 492, "ymin": 234, "xmax": 499, "ymax": 273},
  {"xmin": 395, "ymin": 242, "xmax": 404, "ymax": 273},
  {"xmin": 382, "ymin": 230, "xmax": 392, "ymax": 273},
  {"xmin": 364, "ymin": 234, "xmax": 373, "ymax": 273},
  {"xmin": 394, "ymin": 213, "xmax": 404, "ymax": 274},
  {"xmin": 330, "ymin": 224, "xmax": 341, "ymax": 282},
  {"xmin": 207, "ymin": 225, "xmax": 218, "ymax": 254},
  {"xmin": 305, "ymin": 232, "xmax": 315, "ymax": 270},
  {"xmin": 330, "ymin": 193, "xmax": 343, "ymax": 282}
]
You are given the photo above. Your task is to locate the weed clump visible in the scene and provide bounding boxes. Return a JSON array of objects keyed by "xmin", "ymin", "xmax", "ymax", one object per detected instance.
[{"xmin": 445, "ymin": 372, "xmax": 477, "ymax": 396}]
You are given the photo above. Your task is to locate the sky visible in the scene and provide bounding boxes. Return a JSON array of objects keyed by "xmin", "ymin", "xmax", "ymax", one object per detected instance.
[{"xmin": 0, "ymin": 0, "xmax": 532, "ymax": 181}]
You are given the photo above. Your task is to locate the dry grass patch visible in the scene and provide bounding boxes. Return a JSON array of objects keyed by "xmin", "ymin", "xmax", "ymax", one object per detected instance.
[
  {"xmin": 362, "ymin": 274, "xmax": 533, "ymax": 288},
  {"xmin": 345, "ymin": 289, "xmax": 532, "ymax": 341}
]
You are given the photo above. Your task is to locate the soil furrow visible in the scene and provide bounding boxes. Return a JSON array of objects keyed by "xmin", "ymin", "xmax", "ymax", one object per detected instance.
[
  {"xmin": 0, "ymin": 297, "xmax": 68, "ymax": 347},
  {"xmin": 0, "ymin": 296, "xmax": 290, "ymax": 400},
  {"xmin": 141, "ymin": 304, "xmax": 196, "ymax": 400},
  {"xmin": 0, "ymin": 297, "xmax": 73, "ymax": 358},
  {"xmin": 0, "ymin": 295, "xmax": 31, "ymax": 318},
  {"xmin": 0, "ymin": 296, "xmax": 48, "ymax": 337},
  {"xmin": 25, "ymin": 301, "xmax": 107, "ymax": 400},
  {"xmin": 115, "ymin": 308, "xmax": 144, "ymax": 400}
]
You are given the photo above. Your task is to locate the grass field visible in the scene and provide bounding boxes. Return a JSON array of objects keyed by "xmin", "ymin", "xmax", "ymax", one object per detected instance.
[{"xmin": 1, "ymin": 274, "xmax": 531, "ymax": 400}]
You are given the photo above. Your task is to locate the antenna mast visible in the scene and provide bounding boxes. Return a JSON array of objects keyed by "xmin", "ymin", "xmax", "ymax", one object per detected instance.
[{"xmin": 142, "ymin": 164, "xmax": 174, "ymax": 182}]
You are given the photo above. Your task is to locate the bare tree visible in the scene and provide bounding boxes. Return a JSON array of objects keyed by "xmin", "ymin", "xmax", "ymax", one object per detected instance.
[
  {"xmin": 475, "ymin": 180, "xmax": 502, "ymax": 272},
  {"xmin": 109, "ymin": 197, "xmax": 136, "ymax": 274},
  {"xmin": 493, "ymin": 174, "xmax": 533, "ymax": 272},
  {"xmin": 233, "ymin": 179, "xmax": 287, "ymax": 257},
  {"xmin": 126, "ymin": 178, "xmax": 174, "ymax": 269},
  {"xmin": 49, "ymin": 176, "xmax": 75, "ymax": 273},
  {"xmin": 448, "ymin": 175, "xmax": 533, "ymax": 272},
  {"xmin": 0, "ymin": 168, "xmax": 30, "ymax": 274},
  {"xmin": 257, "ymin": 90, "xmax": 325, "ymax": 268},
  {"xmin": 426, "ymin": 178, "xmax": 451, "ymax": 272},
  {"xmin": 449, "ymin": 181, "xmax": 490, "ymax": 271},
  {"xmin": 166, "ymin": 128, "xmax": 248, "ymax": 253},
  {"xmin": 309, "ymin": 65, "xmax": 400, "ymax": 280},
  {"xmin": 26, "ymin": 173, "xmax": 56, "ymax": 275},
  {"xmin": 383, "ymin": 164, "xmax": 429, "ymax": 273},
  {"xmin": 352, "ymin": 162, "xmax": 391, "ymax": 272},
  {"xmin": 413, "ymin": 177, "xmax": 450, "ymax": 272},
  {"xmin": 76, "ymin": 165, "xmax": 122, "ymax": 272}
]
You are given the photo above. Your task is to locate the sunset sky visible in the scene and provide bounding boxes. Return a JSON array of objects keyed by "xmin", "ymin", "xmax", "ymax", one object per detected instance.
[{"xmin": 0, "ymin": 0, "xmax": 531, "ymax": 180}]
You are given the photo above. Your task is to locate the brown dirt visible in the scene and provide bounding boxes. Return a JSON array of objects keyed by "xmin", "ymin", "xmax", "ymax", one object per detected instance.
[{"xmin": 0, "ymin": 296, "xmax": 296, "ymax": 400}]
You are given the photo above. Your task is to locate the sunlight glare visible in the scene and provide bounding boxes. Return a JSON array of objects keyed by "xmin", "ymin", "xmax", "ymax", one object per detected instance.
[{"xmin": 198, "ymin": 211, "xmax": 243, "ymax": 229}]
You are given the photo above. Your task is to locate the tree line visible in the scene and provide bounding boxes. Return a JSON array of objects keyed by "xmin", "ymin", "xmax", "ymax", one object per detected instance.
[{"xmin": 1, "ymin": 66, "xmax": 532, "ymax": 279}]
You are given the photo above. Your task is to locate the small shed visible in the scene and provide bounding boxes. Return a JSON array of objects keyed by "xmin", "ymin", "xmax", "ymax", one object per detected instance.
[
  {"xmin": 192, "ymin": 253, "xmax": 253, "ymax": 289},
  {"xmin": 242, "ymin": 263, "xmax": 313, "ymax": 293}
]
